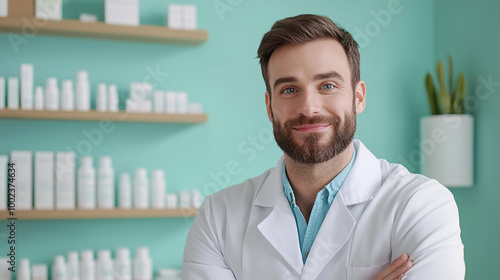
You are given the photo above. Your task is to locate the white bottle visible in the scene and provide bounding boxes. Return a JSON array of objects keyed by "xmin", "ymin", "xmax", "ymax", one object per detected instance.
[
  {"xmin": 67, "ymin": 251, "xmax": 80, "ymax": 280},
  {"xmin": 96, "ymin": 250, "xmax": 114, "ymax": 280},
  {"xmin": 97, "ymin": 156, "xmax": 115, "ymax": 209},
  {"xmin": 45, "ymin": 77, "xmax": 59, "ymax": 111},
  {"xmin": 153, "ymin": 90, "xmax": 164, "ymax": 114},
  {"xmin": 151, "ymin": 170, "xmax": 165, "ymax": 209},
  {"xmin": 78, "ymin": 156, "xmax": 96, "ymax": 209},
  {"xmin": 96, "ymin": 83, "xmax": 107, "ymax": 112},
  {"xmin": 76, "ymin": 71, "xmax": 90, "ymax": 112},
  {"xmin": 133, "ymin": 247, "xmax": 152, "ymax": 280},
  {"xmin": 7, "ymin": 77, "xmax": 19, "ymax": 110},
  {"xmin": 134, "ymin": 168, "xmax": 149, "ymax": 209},
  {"xmin": 176, "ymin": 92, "xmax": 188, "ymax": 114},
  {"xmin": 61, "ymin": 80, "xmax": 75, "ymax": 111},
  {"xmin": 81, "ymin": 250, "xmax": 96, "ymax": 280},
  {"xmin": 20, "ymin": 63, "xmax": 34, "ymax": 110},
  {"xmin": 119, "ymin": 173, "xmax": 132, "ymax": 209},
  {"xmin": 115, "ymin": 248, "xmax": 132, "ymax": 280},
  {"xmin": 0, "ymin": 258, "xmax": 10, "ymax": 280},
  {"xmin": 18, "ymin": 259, "xmax": 31, "ymax": 280},
  {"xmin": 165, "ymin": 91, "xmax": 176, "ymax": 113},
  {"xmin": 0, "ymin": 77, "xmax": 5, "ymax": 110},
  {"xmin": 34, "ymin": 86, "xmax": 44, "ymax": 110},
  {"xmin": 32, "ymin": 264, "xmax": 48, "ymax": 280},
  {"xmin": 52, "ymin": 255, "xmax": 67, "ymax": 280},
  {"xmin": 108, "ymin": 84, "xmax": 119, "ymax": 112}
]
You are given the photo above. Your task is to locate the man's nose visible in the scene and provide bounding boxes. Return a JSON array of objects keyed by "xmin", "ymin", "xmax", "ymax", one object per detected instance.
[{"xmin": 298, "ymin": 88, "xmax": 321, "ymax": 117}]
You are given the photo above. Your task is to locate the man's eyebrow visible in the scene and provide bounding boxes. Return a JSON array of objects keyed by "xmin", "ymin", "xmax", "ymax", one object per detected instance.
[
  {"xmin": 273, "ymin": 76, "xmax": 298, "ymax": 90},
  {"xmin": 314, "ymin": 71, "xmax": 344, "ymax": 82}
]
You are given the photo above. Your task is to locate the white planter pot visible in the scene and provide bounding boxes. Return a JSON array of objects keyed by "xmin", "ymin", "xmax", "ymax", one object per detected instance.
[{"xmin": 420, "ymin": 114, "xmax": 474, "ymax": 187}]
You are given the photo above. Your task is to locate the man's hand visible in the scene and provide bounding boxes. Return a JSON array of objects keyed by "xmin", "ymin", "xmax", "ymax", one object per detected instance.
[{"xmin": 373, "ymin": 253, "xmax": 413, "ymax": 280}]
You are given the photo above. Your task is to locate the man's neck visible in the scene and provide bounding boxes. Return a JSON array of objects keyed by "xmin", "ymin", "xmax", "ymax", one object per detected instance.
[{"xmin": 284, "ymin": 142, "xmax": 354, "ymax": 222}]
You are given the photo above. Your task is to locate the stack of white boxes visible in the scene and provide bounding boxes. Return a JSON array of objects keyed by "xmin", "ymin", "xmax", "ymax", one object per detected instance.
[
  {"xmin": 126, "ymin": 83, "xmax": 152, "ymax": 113},
  {"xmin": 105, "ymin": 0, "xmax": 139, "ymax": 26},
  {"xmin": 167, "ymin": 4, "xmax": 197, "ymax": 30},
  {"xmin": 35, "ymin": 0, "xmax": 63, "ymax": 20}
]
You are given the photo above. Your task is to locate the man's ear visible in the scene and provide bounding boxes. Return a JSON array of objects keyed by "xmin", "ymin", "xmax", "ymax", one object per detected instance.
[
  {"xmin": 265, "ymin": 91, "xmax": 273, "ymax": 122},
  {"xmin": 354, "ymin": 80, "xmax": 366, "ymax": 114}
]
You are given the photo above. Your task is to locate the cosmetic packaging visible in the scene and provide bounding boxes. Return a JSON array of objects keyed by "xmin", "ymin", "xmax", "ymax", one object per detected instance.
[
  {"xmin": 151, "ymin": 169, "xmax": 165, "ymax": 209},
  {"xmin": 56, "ymin": 152, "xmax": 76, "ymax": 210},
  {"xmin": 36, "ymin": 0, "xmax": 63, "ymax": 20},
  {"xmin": 0, "ymin": 258, "xmax": 10, "ymax": 280},
  {"xmin": 153, "ymin": 90, "xmax": 164, "ymax": 114},
  {"xmin": 119, "ymin": 173, "xmax": 132, "ymax": 209},
  {"xmin": 61, "ymin": 80, "xmax": 75, "ymax": 111},
  {"xmin": 52, "ymin": 255, "xmax": 67, "ymax": 280},
  {"xmin": 0, "ymin": 155, "xmax": 7, "ymax": 210},
  {"xmin": 7, "ymin": 77, "xmax": 19, "ymax": 110},
  {"xmin": 97, "ymin": 250, "xmax": 114, "ymax": 280},
  {"xmin": 97, "ymin": 83, "xmax": 108, "ymax": 112},
  {"xmin": 134, "ymin": 247, "xmax": 152, "ymax": 280},
  {"xmin": 34, "ymin": 151, "xmax": 54, "ymax": 210},
  {"xmin": 105, "ymin": 0, "xmax": 139, "ymax": 26},
  {"xmin": 76, "ymin": 71, "xmax": 90, "ymax": 112},
  {"xmin": 18, "ymin": 259, "xmax": 31, "ymax": 280},
  {"xmin": 81, "ymin": 250, "xmax": 96, "ymax": 280},
  {"xmin": 0, "ymin": 0, "xmax": 7, "ymax": 17},
  {"xmin": 134, "ymin": 168, "xmax": 149, "ymax": 209},
  {"xmin": 34, "ymin": 86, "xmax": 44, "ymax": 110},
  {"xmin": 165, "ymin": 194, "xmax": 178, "ymax": 209},
  {"xmin": 183, "ymin": 5, "xmax": 197, "ymax": 30},
  {"xmin": 78, "ymin": 156, "xmax": 96, "ymax": 209},
  {"xmin": 176, "ymin": 92, "xmax": 188, "ymax": 113},
  {"xmin": 20, "ymin": 63, "xmax": 33, "ymax": 110},
  {"xmin": 32, "ymin": 264, "xmax": 48, "ymax": 280},
  {"xmin": 10, "ymin": 151, "xmax": 32, "ymax": 210},
  {"xmin": 125, "ymin": 98, "xmax": 152, "ymax": 113},
  {"xmin": 97, "ymin": 156, "xmax": 115, "ymax": 209},
  {"xmin": 167, "ymin": 4, "xmax": 183, "ymax": 29},
  {"xmin": 192, "ymin": 189, "xmax": 202, "ymax": 208},
  {"xmin": 130, "ymin": 82, "xmax": 152, "ymax": 101},
  {"xmin": 45, "ymin": 77, "xmax": 59, "ymax": 111},
  {"xmin": 165, "ymin": 91, "xmax": 176, "ymax": 113},
  {"xmin": 115, "ymin": 248, "xmax": 132, "ymax": 280},
  {"xmin": 108, "ymin": 84, "xmax": 119, "ymax": 112},
  {"xmin": 0, "ymin": 77, "xmax": 5, "ymax": 109},
  {"xmin": 67, "ymin": 251, "xmax": 80, "ymax": 280},
  {"xmin": 179, "ymin": 190, "xmax": 191, "ymax": 208},
  {"xmin": 188, "ymin": 103, "xmax": 202, "ymax": 114}
]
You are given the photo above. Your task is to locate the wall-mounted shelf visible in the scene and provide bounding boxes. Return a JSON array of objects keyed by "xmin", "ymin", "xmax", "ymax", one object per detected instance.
[
  {"xmin": 0, "ymin": 18, "xmax": 208, "ymax": 45},
  {"xmin": 0, "ymin": 208, "xmax": 198, "ymax": 220},
  {"xmin": 0, "ymin": 110, "xmax": 208, "ymax": 123}
]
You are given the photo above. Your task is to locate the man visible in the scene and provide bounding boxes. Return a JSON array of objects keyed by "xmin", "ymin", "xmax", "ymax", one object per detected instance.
[{"xmin": 183, "ymin": 14, "xmax": 465, "ymax": 280}]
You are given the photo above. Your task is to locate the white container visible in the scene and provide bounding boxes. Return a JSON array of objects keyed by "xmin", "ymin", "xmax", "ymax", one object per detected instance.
[
  {"xmin": 125, "ymin": 98, "xmax": 152, "ymax": 113},
  {"xmin": 52, "ymin": 255, "xmax": 67, "ymax": 280},
  {"xmin": 0, "ymin": 155, "xmax": 7, "ymax": 210},
  {"xmin": 165, "ymin": 91, "xmax": 176, "ymax": 114},
  {"xmin": 10, "ymin": 151, "xmax": 32, "ymax": 210},
  {"xmin": 0, "ymin": 77, "xmax": 5, "ymax": 109},
  {"xmin": 76, "ymin": 71, "xmax": 91, "ymax": 112},
  {"xmin": 108, "ymin": 84, "xmax": 119, "ymax": 112},
  {"xmin": 167, "ymin": 4, "xmax": 183, "ymax": 29},
  {"xmin": 179, "ymin": 190, "xmax": 191, "ymax": 208},
  {"xmin": 80, "ymin": 13, "xmax": 98, "ymax": 22},
  {"xmin": 32, "ymin": 264, "xmax": 48, "ymax": 280},
  {"xmin": 0, "ymin": 0, "xmax": 7, "ymax": 17},
  {"xmin": 134, "ymin": 168, "xmax": 149, "ymax": 209},
  {"xmin": 119, "ymin": 173, "xmax": 132, "ymax": 209},
  {"xmin": 20, "ymin": 64, "xmax": 34, "ymax": 110},
  {"xmin": 18, "ymin": 259, "xmax": 31, "ymax": 280},
  {"xmin": 61, "ymin": 80, "xmax": 75, "ymax": 111},
  {"xmin": 34, "ymin": 86, "xmax": 44, "ymax": 110},
  {"xmin": 34, "ymin": 151, "xmax": 54, "ymax": 210},
  {"xmin": 45, "ymin": 77, "xmax": 60, "ymax": 111},
  {"xmin": 176, "ymin": 92, "xmax": 188, "ymax": 114},
  {"xmin": 192, "ymin": 189, "xmax": 202, "ymax": 208},
  {"xmin": 105, "ymin": 0, "xmax": 139, "ymax": 26},
  {"xmin": 182, "ymin": 5, "xmax": 197, "ymax": 30},
  {"xmin": 97, "ymin": 250, "xmax": 114, "ymax": 280},
  {"xmin": 97, "ymin": 156, "xmax": 115, "ymax": 209},
  {"xmin": 78, "ymin": 156, "xmax": 96, "ymax": 209},
  {"xmin": 151, "ymin": 169, "xmax": 165, "ymax": 209},
  {"xmin": 7, "ymin": 77, "xmax": 19, "ymax": 110},
  {"xmin": 153, "ymin": 90, "xmax": 164, "ymax": 114},
  {"xmin": 165, "ymin": 194, "xmax": 177, "ymax": 209},
  {"xmin": 420, "ymin": 114, "xmax": 474, "ymax": 187},
  {"xmin": 0, "ymin": 258, "xmax": 11, "ymax": 280},
  {"xmin": 97, "ymin": 83, "xmax": 108, "ymax": 112},
  {"xmin": 67, "ymin": 251, "xmax": 80, "ymax": 280},
  {"xmin": 81, "ymin": 250, "xmax": 96, "ymax": 280},
  {"xmin": 56, "ymin": 152, "xmax": 76, "ymax": 210},
  {"xmin": 134, "ymin": 247, "xmax": 152, "ymax": 280},
  {"xmin": 115, "ymin": 248, "xmax": 132, "ymax": 280},
  {"xmin": 130, "ymin": 83, "xmax": 152, "ymax": 101},
  {"xmin": 36, "ymin": 0, "xmax": 63, "ymax": 20}
]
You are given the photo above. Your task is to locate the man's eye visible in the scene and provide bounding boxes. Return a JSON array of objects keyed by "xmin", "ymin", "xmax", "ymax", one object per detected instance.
[
  {"xmin": 322, "ymin": 84, "xmax": 335, "ymax": 90},
  {"xmin": 282, "ymin": 88, "xmax": 296, "ymax": 94}
]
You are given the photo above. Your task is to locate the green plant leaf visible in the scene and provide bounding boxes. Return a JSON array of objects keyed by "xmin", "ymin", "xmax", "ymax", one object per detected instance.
[{"xmin": 425, "ymin": 73, "xmax": 438, "ymax": 115}]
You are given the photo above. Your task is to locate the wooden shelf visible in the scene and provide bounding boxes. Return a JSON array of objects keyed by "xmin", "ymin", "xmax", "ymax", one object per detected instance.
[
  {"xmin": 0, "ymin": 109, "xmax": 208, "ymax": 123},
  {"xmin": 0, "ymin": 208, "xmax": 198, "ymax": 220},
  {"xmin": 0, "ymin": 18, "xmax": 208, "ymax": 45}
]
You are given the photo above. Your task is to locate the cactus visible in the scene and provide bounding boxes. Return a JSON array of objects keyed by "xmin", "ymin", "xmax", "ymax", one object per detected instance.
[{"xmin": 425, "ymin": 56, "xmax": 467, "ymax": 114}]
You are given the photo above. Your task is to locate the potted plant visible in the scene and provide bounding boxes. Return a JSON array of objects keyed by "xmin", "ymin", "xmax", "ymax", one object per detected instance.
[{"xmin": 420, "ymin": 56, "xmax": 473, "ymax": 187}]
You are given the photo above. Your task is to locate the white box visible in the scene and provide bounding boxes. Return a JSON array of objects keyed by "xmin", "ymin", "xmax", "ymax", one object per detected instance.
[
  {"xmin": 183, "ymin": 5, "xmax": 197, "ymax": 30},
  {"xmin": 165, "ymin": 91, "xmax": 176, "ymax": 113},
  {"xmin": 0, "ymin": 155, "xmax": 7, "ymax": 210},
  {"xmin": 21, "ymin": 64, "xmax": 33, "ymax": 110},
  {"xmin": 125, "ymin": 98, "xmax": 152, "ymax": 113},
  {"xmin": 0, "ymin": 0, "xmax": 7, "ymax": 17},
  {"xmin": 7, "ymin": 77, "xmax": 19, "ymax": 110},
  {"xmin": 130, "ymin": 82, "xmax": 152, "ymax": 101},
  {"xmin": 10, "ymin": 151, "xmax": 32, "ymax": 210},
  {"xmin": 35, "ymin": 152, "xmax": 54, "ymax": 210},
  {"xmin": 0, "ymin": 77, "xmax": 5, "ymax": 110},
  {"xmin": 105, "ymin": 0, "xmax": 139, "ymax": 26},
  {"xmin": 36, "ymin": 0, "xmax": 63, "ymax": 20},
  {"xmin": 153, "ymin": 90, "xmax": 164, "ymax": 114},
  {"xmin": 179, "ymin": 190, "xmax": 191, "ymax": 208},
  {"xmin": 165, "ymin": 194, "xmax": 178, "ymax": 209},
  {"xmin": 56, "ymin": 152, "xmax": 75, "ymax": 210},
  {"xmin": 168, "ymin": 4, "xmax": 183, "ymax": 29},
  {"xmin": 177, "ymin": 92, "xmax": 188, "ymax": 114}
]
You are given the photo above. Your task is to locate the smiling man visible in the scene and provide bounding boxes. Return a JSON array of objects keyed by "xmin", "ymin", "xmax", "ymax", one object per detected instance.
[{"xmin": 183, "ymin": 14, "xmax": 465, "ymax": 280}]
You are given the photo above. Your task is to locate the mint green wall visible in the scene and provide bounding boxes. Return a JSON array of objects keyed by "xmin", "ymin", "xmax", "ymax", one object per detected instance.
[
  {"xmin": 434, "ymin": 0, "xmax": 500, "ymax": 278},
  {"xmin": 0, "ymin": 0, "xmax": 454, "ymax": 277}
]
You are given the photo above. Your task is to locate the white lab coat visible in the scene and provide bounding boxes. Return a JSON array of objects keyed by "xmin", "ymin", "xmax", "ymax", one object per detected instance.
[{"xmin": 183, "ymin": 140, "xmax": 465, "ymax": 279}]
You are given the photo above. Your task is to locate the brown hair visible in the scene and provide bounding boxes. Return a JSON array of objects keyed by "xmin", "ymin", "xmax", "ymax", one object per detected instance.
[{"xmin": 257, "ymin": 14, "xmax": 360, "ymax": 94}]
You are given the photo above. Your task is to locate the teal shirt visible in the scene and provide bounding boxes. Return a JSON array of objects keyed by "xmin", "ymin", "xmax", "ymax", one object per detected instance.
[{"xmin": 282, "ymin": 149, "xmax": 356, "ymax": 263}]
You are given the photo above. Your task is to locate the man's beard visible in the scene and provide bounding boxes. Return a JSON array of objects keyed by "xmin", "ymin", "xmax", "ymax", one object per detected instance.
[{"xmin": 272, "ymin": 106, "xmax": 356, "ymax": 165}]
